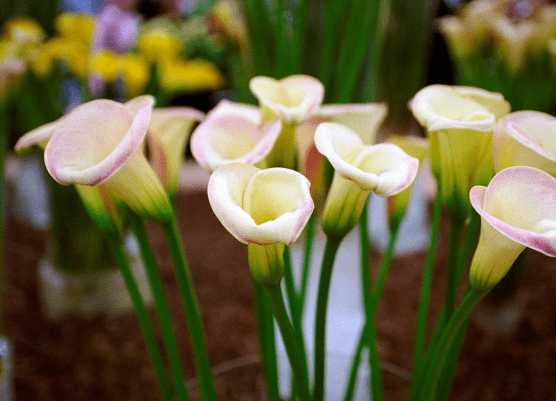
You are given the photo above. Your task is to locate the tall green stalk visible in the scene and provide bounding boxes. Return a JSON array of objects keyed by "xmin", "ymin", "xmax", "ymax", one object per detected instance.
[
  {"xmin": 160, "ymin": 215, "xmax": 218, "ymax": 401},
  {"xmin": 411, "ymin": 188, "xmax": 442, "ymax": 387},
  {"xmin": 0, "ymin": 100, "xmax": 8, "ymax": 337},
  {"xmin": 415, "ymin": 288, "xmax": 489, "ymax": 401},
  {"xmin": 128, "ymin": 212, "xmax": 191, "ymax": 401},
  {"xmin": 312, "ymin": 235, "xmax": 342, "ymax": 401},
  {"xmin": 104, "ymin": 233, "xmax": 173, "ymax": 401},
  {"xmin": 266, "ymin": 284, "xmax": 311, "ymax": 401},
  {"xmin": 252, "ymin": 280, "xmax": 279, "ymax": 401}
]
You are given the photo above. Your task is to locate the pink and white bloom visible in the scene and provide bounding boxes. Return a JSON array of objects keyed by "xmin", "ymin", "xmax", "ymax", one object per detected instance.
[
  {"xmin": 469, "ymin": 166, "xmax": 556, "ymax": 290},
  {"xmin": 249, "ymin": 74, "xmax": 324, "ymax": 124},
  {"xmin": 493, "ymin": 111, "xmax": 556, "ymax": 176},
  {"xmin": 43, "ymin": 95, "xmax": 172, "ymax": 221},
  {"xmin": 208, "ymin": 163, "xmax": 314, "ymax": 246},
  {"xmin": 191, "ymin": 114, "xmax": 281, "ymax": 173},
  {"xmin": 315, "ymin": 122, "xmax": 419, "ymax": 239}
]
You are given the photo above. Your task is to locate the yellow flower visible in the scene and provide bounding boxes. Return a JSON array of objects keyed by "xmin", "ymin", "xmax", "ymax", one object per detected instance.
[
  {"xmin": 89, "ymin": 49, "xmax": 120, "ymax": 82},
  {"xmin": 159, "ymin": 58, "xmax": 225, "ymax": 93},
  {"xmin": 3, "ymin": 17, "xmax": 45, "ymax": 44},
  {"xmin": 137, "ymin": 28, "xmax": 181, "ymax": 63},
  {"xmin": 55, "ymin": 12, "xmax": 95, "ymax": 44},
  {"xmin": 119, "ymin": 53, "xmax": 150, "ymax": 97}
]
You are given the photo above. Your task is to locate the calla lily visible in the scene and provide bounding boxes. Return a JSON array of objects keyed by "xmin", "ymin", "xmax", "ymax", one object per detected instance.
[
  {"xmin": 410, "ymin": 84, "xmax": 506, "ymax": 220},
  {"xmin": 146, "ymin": 106, "xmax": 205, "ymax": 198},
  {"xmin": 452, "ymin": 86, "xmax": 511, "ymax": 121},
  {"xmin": 208, "ymin": 163, "xmax": 314, "ymax": 285},
  {"xmin": 315, "ymin": 122, "xmax": 419, "ymax": 239},
  {"xmin": 249, "ymin": 74, "xmax": 324, "ymax": 124},
  {"xmin": 469, "ymin": 166, "xmax": 556, "ymax": 291},
  {"xmin": 205, "ymin": 99, "xmax": 261, "ymax": 123},
  {"xmin": 14, "ymin": 116, "xmax": 123, "ymax": 234},
  {"xmin": 493, "ymin": 111, "xmax": 556, "ymax": 176},
  {"xmin": 491, "ymin": 16, "xmax": 536, "ymax": 73},
  {"xmin": 190, "ymin": 113, "xmax": 281, "ymax": 173},
  {"xmin": 43, "ymin": 95, "xmax": 173, "ymax": 221}
]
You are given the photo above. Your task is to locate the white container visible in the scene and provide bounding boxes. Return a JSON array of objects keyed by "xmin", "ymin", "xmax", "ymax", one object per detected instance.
[
  {"xmin": 278, "ymin": 227, "xmax": 370, "ymax": 400},
  {"xmin": 0, "ymin": 337, "xmax": 13, "ymax": 401},
  {"xmin": 38, "ymin": 234, "xmax": 152, "ymax": 319}
]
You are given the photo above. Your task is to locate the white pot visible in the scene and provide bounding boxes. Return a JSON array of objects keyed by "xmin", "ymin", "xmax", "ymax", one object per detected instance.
[{"xmin": 38, "ymin": 234, "xmax": 152, "ymax": 319}]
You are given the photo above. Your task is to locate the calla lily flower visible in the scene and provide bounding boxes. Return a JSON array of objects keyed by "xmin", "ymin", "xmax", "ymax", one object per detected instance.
[
  {"xmin": 208, "ymin": 163, "xmax": 314, "ymax": 285},
  {"xmin": 43, "ymin": 95, "xmax": 173, "ymax": 221},
  {"xmin": 469, "ymin": 166, "xmax": 556, "ymax": 291},
  {"xmin": 410, "ymin": 84, "xmax": 508, "ymax": 220},
  {"xmin": 146, "ymin": 106, "xmax": 205, "ymax": 198},
  {"xmin": 315, "ymin": 122, "xmax": 419, "ymax": 239},
  {"xmin": 190, "ymin": 114, "xmax": 281, "ymax": 173},
  {"xmin": 249, "ymin": 75, "xmax": 324, "ymax": 124},
  {"xmin": 14, "ymin": 116, "xmax": 123, "ymax": 234},
  {"xmin": 493, "ymin": 111, "xmax": 556, "ymax": 176}
]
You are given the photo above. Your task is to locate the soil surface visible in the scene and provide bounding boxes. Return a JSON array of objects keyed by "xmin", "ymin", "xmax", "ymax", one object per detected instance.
[{"xmin": 4, "ymin": 190, "xmax": 556, "ymax": 400}]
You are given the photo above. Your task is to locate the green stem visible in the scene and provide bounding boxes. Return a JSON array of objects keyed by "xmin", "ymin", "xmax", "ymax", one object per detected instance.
[
  {"xmin": 160, "ymin": 215, "xmax": 218, "ymax": 401},
  {"xmin": 104, "ymin": 234, "xmax": 173, "ymax": 401},
  {"xmin": 342, "ymin": 327, "xmax": 366, "ymax": 401},
  {"xmin": 283, "ymin": 246, "xmax": 309, "ymax": 392},
  {"xmin": 455, "ymin": 211, "xmax": 481, "ymax": 286},
  {"xmin": 128, "ymin": 213, "xmax": 190, "ymax": 401},
  {"xmin": 299, "ymin": 213, "xmax": 316, "ymax": 311},
  {"xmin": 411, "ymin": 188, "xmax": 442, "ymax": 391},
  {"xmin": 444, "ymin": 217, "xmax": 465, "ymax": 325},
  {"xmin": 266, "ymin": 285, "xmax": 311, "ymax": 401},
  {"xmin": 370, "ymin": 226, "xmax": 400, "ymax": 310},
  {"xmin": 312, "ymin": 235, "xmax": 342, "ymax": 401},
  {"xmin": 252, "ymin": 280, "xmax": 279, "ymax": 401},
  {"xmin": 416, "ymin": 288, "xmax": 489, "ymax": 401},
  {"xmin": 359, "ymin": 202, "xmax": 383, "ymax": 401}
]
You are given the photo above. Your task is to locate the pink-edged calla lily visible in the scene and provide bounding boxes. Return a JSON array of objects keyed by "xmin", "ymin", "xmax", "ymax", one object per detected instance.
[
  {"xmin": 208, "ymin": 162, "xmax": 314, "ymax": 285},
  {"xmin": 43, "ymin": 95, "xmax": 173, "ymax": 222},
  {"xmin": 469, "ymin": 166, "xmax": 556, "ymax": 291},
  {"xmin": 206, "ymin": 98, "xmax": 261, "ymax": 123},
  {"xmin": 493, "ymin": 111, "xmax": 556, "ymax": 176},
  {"xmin": 315, "ymin": 122, "xmax": 419, "ymax": 239},
  {"xmin": 146, "ymin": 107, "xmax": 205, "ymax": 198},
  {"xmin": 410, "ymin": 84, "xmax": 510, "ymax": 220},
  {"xmin": 190, "ymin": 113, "xmax": 282, "ymax": 173},
  {"xmin": 14, "ymin": 116, "xmax": 123, "ymax": 234}
]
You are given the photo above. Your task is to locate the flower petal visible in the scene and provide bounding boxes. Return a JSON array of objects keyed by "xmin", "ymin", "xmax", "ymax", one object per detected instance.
[
  {"xmin": 314, "ymin": 122, "xmax": 419, "ymax": 196},
  {"xmin": 14, "ymin": 118, "xmax": 62, "ymax": 153},
  {"xmin": 147, "ymin": 107, "xmax": 205, "ymax": 196},
  {"xmin": 453, "ymin": 86, "xmax": 511, "ymax": 121},
  {"xmin": 493, "ymin": 111, "xmax": 556, "ymax": 175},
  {"xmin": 191, "ymin": 114, "xmax": 281, "ymax": 173}
]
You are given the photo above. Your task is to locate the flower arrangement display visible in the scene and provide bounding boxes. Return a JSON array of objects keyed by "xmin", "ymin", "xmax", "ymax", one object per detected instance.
[
  {"xmin": 3, "ymin": 0, "xmax": 556, "ymax": 400},
  {"xmin": 438, "ymin": 0, "xmax": 556, "ymax": 113}
]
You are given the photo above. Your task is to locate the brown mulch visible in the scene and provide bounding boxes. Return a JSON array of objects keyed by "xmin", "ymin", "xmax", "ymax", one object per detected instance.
[{"xmin": 4, "ymin": 191, "xmax": 556, "ymax": 400}]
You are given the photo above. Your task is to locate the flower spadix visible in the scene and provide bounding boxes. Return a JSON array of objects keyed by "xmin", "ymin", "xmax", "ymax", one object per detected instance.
[
  {"xmin": 494, "ymin": 111, "xmax": 556, "ymax": 176},
  {"xmin": 190, "ymin": 100, "xmax": 281, "ymax": 173},
  {"xmin": 410, "ymin": 84, "xmax": 509, "ymax": 220},
  {"xmin": 469, "ymin": 166, "xmax": 556, "ymax": 291},
  {"xmin": 208, "ymin": 163, "xmax": 314, "ymax": 285},
  {"xmin": 146, "ymin": 106, "xmax": 205, "ymax": 198},
  {"xmin": 315, "ymin": 122, "xmax": 419, "ymax": 239},
  {"xmin": 44, "ymin": 95, "xmax": 173, "ymax": 221}
]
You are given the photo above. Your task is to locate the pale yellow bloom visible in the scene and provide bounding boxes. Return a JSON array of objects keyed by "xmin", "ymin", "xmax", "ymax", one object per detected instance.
[
  {"xmin": 3, "ymin": 17, "xmax": 45, "ymax": 44},
  {"xmin": 119, "ymin": 53, "xmax": 150, "ymax": 97},
  {"xmin": 89, "ymin": 49, "xmax": 120, "ymax": 82},
  {"xmin": 55, "ymin": 12, "xmax": 95, "ymax": 44},
  {"xmin": 159, "ymin": 58, "xmax": 225, "ymax": 93},
  {"xmin": 138, "ymin": 27, "xmax": 181, "ymax": 63}
]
